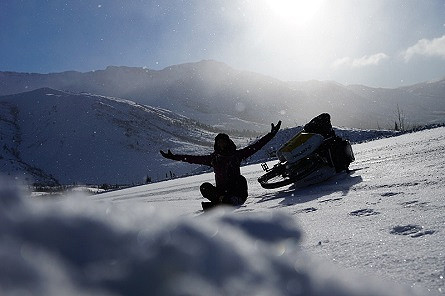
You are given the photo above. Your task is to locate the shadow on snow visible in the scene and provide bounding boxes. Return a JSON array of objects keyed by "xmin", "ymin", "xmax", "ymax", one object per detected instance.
[{"xmin": 255, "ymin": 170, "xmax": 363, "ymax": 207}]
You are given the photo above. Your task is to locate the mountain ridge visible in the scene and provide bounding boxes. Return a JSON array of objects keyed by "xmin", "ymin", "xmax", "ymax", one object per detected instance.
[{"xmin": 1, "ymin": 60, "xmax": 444, "ymax": 130}]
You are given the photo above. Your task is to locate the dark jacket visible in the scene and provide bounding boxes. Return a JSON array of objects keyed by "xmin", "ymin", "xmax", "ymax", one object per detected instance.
[{"xmin": 167, "ymin": 132, "xmax": 276, "ymax": 190}]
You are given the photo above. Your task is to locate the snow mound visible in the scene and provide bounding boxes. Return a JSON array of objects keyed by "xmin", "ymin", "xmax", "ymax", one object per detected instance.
[{"xmin": 0, "ymin": 179, "xmax": 422, "ymax": 296}]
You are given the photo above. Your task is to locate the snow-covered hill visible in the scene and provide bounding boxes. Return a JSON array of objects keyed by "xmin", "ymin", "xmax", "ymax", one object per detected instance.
[
  {"xmin": 1, "ymin": 60, "xmax": 444, "ymax": 130},
  {"xmin": 1, "ymin": 126, "xmax": 443, "ymax": 295},
  {"xmin": 0, "ymin": 87, "xmax": 401, "ymax": 185},
  {"xmin": 0, "ymin": 88, "xmax": 255, "ymax": 185}
]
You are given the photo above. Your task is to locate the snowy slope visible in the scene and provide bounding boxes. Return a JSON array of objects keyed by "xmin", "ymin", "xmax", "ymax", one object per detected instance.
[
  {"xmin": 92, "ymin": 126, "xmax": 445, "ymax": 294},
  {"xmin": 0, "ymin": 88, "xmax": 255, "ymax": 185},
  {"xmin": 1, "ymin": 127, "xmax": 442, "ymax": 295},
  {"xmin": 0, "ymin": 87, "xmax": 401, "ymax": 185}
]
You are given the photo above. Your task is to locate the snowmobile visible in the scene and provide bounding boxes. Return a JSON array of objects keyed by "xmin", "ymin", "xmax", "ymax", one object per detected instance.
[{"xmin": 258, "ymin": 115, "xmax": 355, "ymax": 189}]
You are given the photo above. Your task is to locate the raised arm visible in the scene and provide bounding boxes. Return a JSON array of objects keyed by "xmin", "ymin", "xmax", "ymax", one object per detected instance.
[
  {"xmin": 160, "ymin": 149, "xmax": 212, "ymax": 166},
  {"xmin": 238, "ymin": 120, "xmax": 281, "ymax": 159}
]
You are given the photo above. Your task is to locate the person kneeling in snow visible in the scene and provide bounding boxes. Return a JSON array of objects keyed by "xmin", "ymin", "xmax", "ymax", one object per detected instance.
[{"xmin": 160, "ymin": 121, "xmax": 281, "ymax": 209}]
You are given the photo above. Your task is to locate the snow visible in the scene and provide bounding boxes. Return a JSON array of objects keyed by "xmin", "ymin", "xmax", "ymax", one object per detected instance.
[
  {"xmin": 1, "ymin": 127, "xmax": 445, "ymax": 295},
  {"xmin": 0, "ymin": 87, "xmax": 401, "ymax": 185},
  {"xmin": 0, "ymin": 88, "xmax": 233, "ymax": 184}
]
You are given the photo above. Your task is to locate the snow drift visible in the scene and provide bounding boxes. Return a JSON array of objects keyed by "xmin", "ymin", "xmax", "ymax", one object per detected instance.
[{"xmin": 0, "ymin": 178, "xmax": 423, "ymax": 296}]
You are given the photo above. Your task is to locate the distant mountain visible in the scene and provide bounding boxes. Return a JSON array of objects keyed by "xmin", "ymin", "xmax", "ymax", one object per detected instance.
[
  {"xmin": 0, "ymin": 61, "xmax": 277, "ymax": 132},
  {"xmin": 2, "ymin": 60, "xmax": 444, "ymax": 130},
  {"xmin": 345, "ymin": 80, "xmax": 445, "ymax": 128},
  {"xmin": 0, "ymin": 88, "xmax": 257, "ymax": 185}
]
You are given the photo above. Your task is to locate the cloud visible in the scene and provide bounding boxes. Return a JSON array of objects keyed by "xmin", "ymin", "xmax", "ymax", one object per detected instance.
[
  {"xmin": 402, "ymin": 35, "xmax": 445, "ymax": 62},
  {"xmin": 332, "ymin": 53, "xmax": 389, "ymax": 68},
  {"xmin": 332, "ymin": 57, "xmax": 352, "ymax": 68}
]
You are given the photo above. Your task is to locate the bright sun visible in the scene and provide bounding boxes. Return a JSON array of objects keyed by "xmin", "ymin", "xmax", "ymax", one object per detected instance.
[{"xmin": 264, "ymin": 0, "xmax": 324, "ymax": 27}]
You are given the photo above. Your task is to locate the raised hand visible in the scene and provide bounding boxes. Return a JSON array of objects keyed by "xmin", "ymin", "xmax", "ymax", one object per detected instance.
[
  {"xmin": 271, "ymin": 120, "xmax": 282, "ymax": 135},
  {"xmin": 160, "ymin": 149, "xmax": 174, "ymax": 159}
]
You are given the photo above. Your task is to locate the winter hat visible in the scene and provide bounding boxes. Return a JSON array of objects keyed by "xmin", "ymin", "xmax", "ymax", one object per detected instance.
[
  {"xmin": 214, "ymin": 133, "xmax": 236, "ymax": 154},
  {"xmin": 215, "ymin": 133, "xmax": 230, "ymax": 143}
]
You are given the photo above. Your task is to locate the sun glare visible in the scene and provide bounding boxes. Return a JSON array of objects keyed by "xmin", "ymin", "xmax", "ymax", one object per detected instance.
[
  {"xmin": 241, "ymin": 0, "xmax": 334, "ymax": 81},
  {"xmin": 264, "ymin": 0, "xmax": 324, "ymax": 27}
]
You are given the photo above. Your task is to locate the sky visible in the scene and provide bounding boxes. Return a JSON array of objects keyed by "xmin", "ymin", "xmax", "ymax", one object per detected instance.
[{"xmin": 1, "ymin": 0, "xmax": 445, "ymax": 87}]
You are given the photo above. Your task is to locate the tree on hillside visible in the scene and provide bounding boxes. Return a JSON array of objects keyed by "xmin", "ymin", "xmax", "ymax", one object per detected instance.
[{"xmin": 394, "ymin": 104, "xmax": 406, "ymax": 131}]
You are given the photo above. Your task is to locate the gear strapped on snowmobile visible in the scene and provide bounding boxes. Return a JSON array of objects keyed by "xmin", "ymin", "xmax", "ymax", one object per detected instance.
[{"xmin": 258, "ymin": 113, "xmax": 355, "ymax": 189}]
